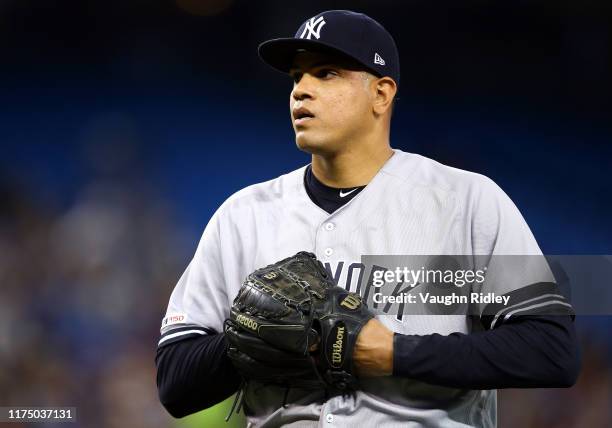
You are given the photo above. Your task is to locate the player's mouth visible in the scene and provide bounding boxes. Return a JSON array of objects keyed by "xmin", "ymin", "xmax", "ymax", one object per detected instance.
[{"xmin": 292, "ymin": 106, "xmax": 315, "ymax": 126}]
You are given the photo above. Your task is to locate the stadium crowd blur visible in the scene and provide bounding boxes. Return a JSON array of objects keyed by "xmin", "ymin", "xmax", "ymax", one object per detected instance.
[
  {"xmin": 0, "ymin": 142, "xmax": 184, "ymax": 427},
  {"xmin": 1, "ymin": 1, "xmax": 611, "ymax": 427}
]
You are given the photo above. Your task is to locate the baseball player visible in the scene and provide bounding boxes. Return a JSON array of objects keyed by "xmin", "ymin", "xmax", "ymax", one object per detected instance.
[{"xmin": 156, "ymin": 10, "xmax": 579, "ymax": 427}]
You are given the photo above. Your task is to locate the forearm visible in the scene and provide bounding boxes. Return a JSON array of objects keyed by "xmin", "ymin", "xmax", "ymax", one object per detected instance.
[
  {"xmin": 392, "ymin": 315, "xmax": 580, "ymax": 389},
  {"xmin": 156, "ymin": 333, "xmax": 241, "ymax": 417}
]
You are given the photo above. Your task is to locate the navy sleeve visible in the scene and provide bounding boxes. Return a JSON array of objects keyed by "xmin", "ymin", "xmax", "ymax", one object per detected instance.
[
  {"xmin": 156, "ymin": 333, "xmax": 241, "ymax": 418},
  {"xmin": 392, "ymin": 315, "xmax": 580, "ymax": 389}
]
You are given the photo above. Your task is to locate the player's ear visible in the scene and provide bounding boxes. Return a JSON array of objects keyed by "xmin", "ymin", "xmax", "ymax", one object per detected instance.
[{"xmin": 371, "ymin": 76, "xmax": 397, "ymax": 117}]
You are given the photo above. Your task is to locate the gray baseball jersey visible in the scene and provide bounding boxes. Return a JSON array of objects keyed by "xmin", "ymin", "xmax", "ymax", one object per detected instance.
[{"xmin": 159, "ymin": 149, "xmax": 556, "ymax": 427}]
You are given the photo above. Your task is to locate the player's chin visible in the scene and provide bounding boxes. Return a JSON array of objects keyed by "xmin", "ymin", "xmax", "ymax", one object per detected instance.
[
  {"xmin": 295, "ymin": 132, "xmax": 332, "ymax": 155},
  {"xmin": 296, "ymin": 139, "xmax": 327, "ymax": 155},
  {"xmin": 295, "ymin": 133, "xmax": 316, "ymax": 152}
]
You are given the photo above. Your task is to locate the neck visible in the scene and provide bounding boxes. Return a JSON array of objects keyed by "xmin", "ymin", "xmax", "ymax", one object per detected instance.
[{"xmin": 311, "ymin": 142, "xmax": 394, "ymax": 188}]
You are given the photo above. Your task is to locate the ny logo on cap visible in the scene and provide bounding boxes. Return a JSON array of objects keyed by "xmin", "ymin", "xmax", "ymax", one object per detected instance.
[{"xmin": 299, "ymin": 16, "xmax": 326, "ymax": 40}]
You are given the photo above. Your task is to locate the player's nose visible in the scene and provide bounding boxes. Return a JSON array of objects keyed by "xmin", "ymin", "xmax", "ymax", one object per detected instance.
[{"xmin": 291, "ymin": 74, "xmax": 316, "ymax": 101}]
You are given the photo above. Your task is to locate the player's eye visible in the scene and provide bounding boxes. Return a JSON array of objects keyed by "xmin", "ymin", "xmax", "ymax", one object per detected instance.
[
  {"xmin": 290, "ymin": 68, "xmax": 337, "ymax": 84},
  {"xmin": 317, "ymin": 68, "xmax": 338, "ymax": 79}
]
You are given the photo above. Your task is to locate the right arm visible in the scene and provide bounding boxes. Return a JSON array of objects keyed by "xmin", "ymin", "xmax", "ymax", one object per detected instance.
[
  {"xmin": 156, "ymin": 333, "xmax": 240, "ymax": 417},
  {"xmin": 155, "ymin": 207, "xmax": 241, "ymax": 417}
]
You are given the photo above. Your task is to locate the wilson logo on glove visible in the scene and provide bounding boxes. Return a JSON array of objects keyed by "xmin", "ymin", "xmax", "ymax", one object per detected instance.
[
  {"xmin": 330, "ymin": 322, "xmax": 347, "ymax": 367},
  {"xmin": 340, "ymin": 294, "xmax": 361, "ymax": 310}
]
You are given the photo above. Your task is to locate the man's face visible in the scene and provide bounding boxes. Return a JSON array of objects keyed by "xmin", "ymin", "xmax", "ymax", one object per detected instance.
[{"xmin": 289, "ymin": 51, "xmax": 375, "ymax": 155}]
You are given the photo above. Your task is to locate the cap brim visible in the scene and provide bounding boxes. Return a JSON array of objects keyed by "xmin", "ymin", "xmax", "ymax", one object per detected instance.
[{"xmin": 258, "ymin": 38, "xmax": 376, "ymax": 76}]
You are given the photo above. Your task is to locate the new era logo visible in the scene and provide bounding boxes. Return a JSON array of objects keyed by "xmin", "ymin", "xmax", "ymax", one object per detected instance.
[
  {"xmin": 374, "ymin": 53, "xmax": 385, "ymax": 66},
  {"xmin": 300, "ymin": 16, "xmax": 326, "ymax": 40}
]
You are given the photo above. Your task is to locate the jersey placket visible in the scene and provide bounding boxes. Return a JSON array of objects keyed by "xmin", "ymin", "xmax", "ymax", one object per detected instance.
[{"xmin": 317, "ymin": 219, "xmax": 337, "ymax": 261}]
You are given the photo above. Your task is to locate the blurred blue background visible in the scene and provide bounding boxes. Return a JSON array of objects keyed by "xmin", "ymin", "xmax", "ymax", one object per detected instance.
[{"xmin": 0, "ymin": 1, "xmax": 610, "ymax": 427}]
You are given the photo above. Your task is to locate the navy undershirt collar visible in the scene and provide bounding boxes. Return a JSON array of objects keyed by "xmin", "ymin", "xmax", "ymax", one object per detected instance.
[{"xmin": 303, "ymin": 164, "xmax": 366, "ymax": 214}]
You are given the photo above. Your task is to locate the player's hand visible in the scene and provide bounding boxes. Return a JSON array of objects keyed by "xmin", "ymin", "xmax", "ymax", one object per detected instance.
[{"xmin": 353, "ymin": 318, "xmax": 394, "ymax": 377}]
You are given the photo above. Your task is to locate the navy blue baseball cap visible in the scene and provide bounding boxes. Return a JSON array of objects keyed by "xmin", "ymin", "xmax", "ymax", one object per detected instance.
[{"xmin": 258, "ymin": 10, "xmax": 400, "ymax": 88}]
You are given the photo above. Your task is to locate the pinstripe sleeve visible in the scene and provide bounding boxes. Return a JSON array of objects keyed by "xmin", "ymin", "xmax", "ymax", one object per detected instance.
[
  {"xmin": 470, "ymin": 177, "xmax": 574, "ymax": 330},
  {"xmin": 158, "ymin": 207, "xmax": 230, "ymax": 348}
]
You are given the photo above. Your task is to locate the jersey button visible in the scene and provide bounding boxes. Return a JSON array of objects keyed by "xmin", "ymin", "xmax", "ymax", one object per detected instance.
[
  {"xmin": 324, "ymin": 222, "xmax": 335, "ymax": 231},
  {"xmin": 324, "ymin": 248, "xmax": 334, "ymax": 257},
  {"xmin": 325, "ymin": 414, "xmax": 334, "ymax": 423}
]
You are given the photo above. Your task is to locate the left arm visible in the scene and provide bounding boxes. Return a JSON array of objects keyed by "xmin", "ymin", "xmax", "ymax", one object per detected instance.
[{"xmin": 354, "ymin": 315, "xmax": 580, "ymax": 388}]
